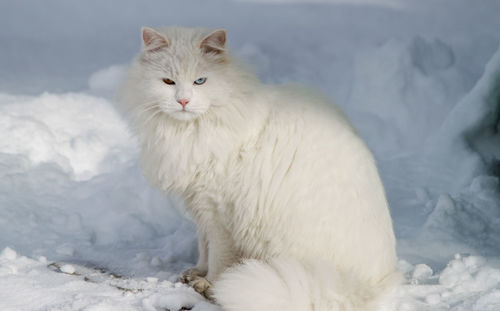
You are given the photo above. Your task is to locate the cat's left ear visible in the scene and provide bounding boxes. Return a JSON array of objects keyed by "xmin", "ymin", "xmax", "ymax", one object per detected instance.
[{"xmin": 200, "ymin": 29, "xmax": 227, "ymax": 55}]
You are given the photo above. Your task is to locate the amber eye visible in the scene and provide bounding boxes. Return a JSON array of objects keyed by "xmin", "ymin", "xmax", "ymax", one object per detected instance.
[{"xmin": 162, "ymin": 78, "xmax": 175, "ymax": 85}]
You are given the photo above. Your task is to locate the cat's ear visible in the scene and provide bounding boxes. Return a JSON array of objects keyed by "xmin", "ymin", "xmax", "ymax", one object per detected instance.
[
  {"xmin": 200, "ymin": 29, "xmax": 227, "ymax": 55},
  {"xmin": 141, "ymin": 27, "xmax": 168, "ymax": 52}
]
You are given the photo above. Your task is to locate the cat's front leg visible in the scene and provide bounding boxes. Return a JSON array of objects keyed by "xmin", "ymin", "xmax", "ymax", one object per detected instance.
[
  {"xmin": 186, "ymin": 225, "xmax": 237, "ymax": 299},
  {"xmin": 205, "ymin": 227, "xmax": 236, "ymax": 281},
  {"xmin": 180, "ymin": 229, "xmax": 208, "ymax": 283}
]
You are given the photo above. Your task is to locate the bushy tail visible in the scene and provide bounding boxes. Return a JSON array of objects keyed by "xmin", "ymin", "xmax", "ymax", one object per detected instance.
[{"xmin": 212, "ymin": 258, "xmax": 401, "ymax": 311}]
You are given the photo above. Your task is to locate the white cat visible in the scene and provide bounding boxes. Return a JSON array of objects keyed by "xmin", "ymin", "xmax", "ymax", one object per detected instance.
[{"xmin": 116, "ymin": 26, "xmax": 401, "ymax": 311}]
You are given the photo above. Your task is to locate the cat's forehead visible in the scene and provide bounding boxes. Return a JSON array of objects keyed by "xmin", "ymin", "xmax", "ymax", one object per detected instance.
[
  {"xmin": 153, "ymin": 27, "xmax": 213, "ymax": 77},
  {"xmin": 161, "ymin": 50, "xmax": 206, "ymax": 77}
]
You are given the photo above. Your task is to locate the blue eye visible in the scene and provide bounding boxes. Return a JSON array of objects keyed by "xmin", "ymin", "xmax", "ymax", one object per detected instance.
[{"xmin": 194, "ymin": 77, "xmax": 207, "ymax": 85}]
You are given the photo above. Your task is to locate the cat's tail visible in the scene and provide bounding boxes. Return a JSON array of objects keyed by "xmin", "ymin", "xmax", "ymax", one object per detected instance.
[{"xmin": 212, "ymin": 258, "xmax": 401, "ymax": 311}]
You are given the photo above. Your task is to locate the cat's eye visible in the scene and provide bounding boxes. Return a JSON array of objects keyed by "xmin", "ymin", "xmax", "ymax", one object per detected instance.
[
  {"xmin": 194, "ymin": 77, "xmax": 207, "ymax": 85},
  {"xmin": 162, "ymin": 78, "xmax": 175, "ymax": 85}
]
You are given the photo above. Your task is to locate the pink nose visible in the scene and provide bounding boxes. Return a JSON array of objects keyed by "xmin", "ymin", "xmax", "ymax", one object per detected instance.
[{"xmin": 177, "ymin": 99, "xmax": 189, "ymax": 108}]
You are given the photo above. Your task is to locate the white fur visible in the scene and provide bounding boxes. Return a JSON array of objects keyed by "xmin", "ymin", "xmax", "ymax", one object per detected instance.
[{"xmin": 116, "ymin": 26, "xmax": 401, "ymax": 311}]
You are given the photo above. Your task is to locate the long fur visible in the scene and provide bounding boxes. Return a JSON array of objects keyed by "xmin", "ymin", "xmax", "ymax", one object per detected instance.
[{"xmin": 116, "ymin": 26, "xmax": 401, "ymax": 311}]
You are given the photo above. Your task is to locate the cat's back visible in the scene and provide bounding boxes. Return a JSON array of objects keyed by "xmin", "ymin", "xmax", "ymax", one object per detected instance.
[
  {"xmin": 261, "ymin": 83, "xmax": 361, "ymax": 151},
  {"xmin": 248, "ymin": 82, "xmax": 383, "ymax": 210},
  {"xmin": 262, "ymin": 83, "xmax": 384, "ymax": 200}
]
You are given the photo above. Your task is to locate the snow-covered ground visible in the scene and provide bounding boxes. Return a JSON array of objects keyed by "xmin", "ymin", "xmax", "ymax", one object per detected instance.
[{"xmin": 1, "ymin": 0, "xmax": 500, "ymax": 310}]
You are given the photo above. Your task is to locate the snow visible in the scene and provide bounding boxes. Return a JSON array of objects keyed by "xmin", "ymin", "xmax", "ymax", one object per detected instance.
[
  {"xmin": 0, "ymin": 248, "xmax": 217, "ymax": 311},
  {"xmin": 398, "ymin": 255, "xmax": 500, "ymax": 310},
  {"xmin": 59, "ymin": 264, "xmax": 76, "ymax": 274},
  {"xmin": 1, "ymin": 0, "xmax": 500, "ymax": 310}
]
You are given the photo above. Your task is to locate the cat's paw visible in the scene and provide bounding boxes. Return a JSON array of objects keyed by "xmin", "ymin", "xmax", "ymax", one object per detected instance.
[
  {"xmin": 180, "ymin": 268, "xmax": 213, "ymax": 299},
  {"xmin": 179, "ymin": 267, "xmax": 208, "ymax": 284},
  {"xmin": 189, "ymin": 277, "xmax": 213, "ymax": 299}
]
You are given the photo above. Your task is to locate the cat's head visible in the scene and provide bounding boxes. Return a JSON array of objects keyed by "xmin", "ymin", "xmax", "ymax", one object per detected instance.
[{"xmin": 134, "ymin": 26, "xmax": 234, "ymax": 122}]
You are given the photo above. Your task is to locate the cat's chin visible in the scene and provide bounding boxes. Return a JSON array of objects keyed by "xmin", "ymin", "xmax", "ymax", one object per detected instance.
[{"xmin": 168, "ymin": 110, "xmax": 201, "ymax": 121}]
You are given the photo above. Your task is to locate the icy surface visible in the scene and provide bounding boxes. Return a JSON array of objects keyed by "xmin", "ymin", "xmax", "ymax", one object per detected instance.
[{"xmin": 1, "ymin": 0, "xmax": 500, "ymax": 310}]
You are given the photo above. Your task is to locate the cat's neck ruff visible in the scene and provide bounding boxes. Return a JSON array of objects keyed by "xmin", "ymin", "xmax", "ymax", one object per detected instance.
[{"xmin": 137, "ymin": 89, "xmax": 268, "ymax": 194}]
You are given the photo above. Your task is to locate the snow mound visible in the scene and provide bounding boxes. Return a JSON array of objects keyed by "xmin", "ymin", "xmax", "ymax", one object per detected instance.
[
  {"xmin": 348, "ymin": 36, "xmax": 466, "ymax": 157},
  {"xmin": 0, "ymin": 92, "xmax": 134, "ymax": 181},
  {"xmin": 397, "ymin": 255, "xmax": 500, "ymax": 310},
  {"xmin": 425, "ymin": 44, "xmax": 500, "ymax": 192},
  {"xmin": 392, "ymin": 46, "xmax": 500, "ymax": 264},
  {"xmin": 421, "ymin": 176, "xmax": 500, "ymax": 257},
  {"xmin": 407, "ymin": 46, "xmax": 500, "ymax": 260},
  {"xmin": 0, "ymin": 91, "xmax": 197, "ymax": 278}
]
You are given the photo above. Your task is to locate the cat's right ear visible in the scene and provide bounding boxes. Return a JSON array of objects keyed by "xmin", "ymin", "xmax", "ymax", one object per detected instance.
[{"xmin": 141, "ymin": 27, "xmax": 168, "ymax": 52}]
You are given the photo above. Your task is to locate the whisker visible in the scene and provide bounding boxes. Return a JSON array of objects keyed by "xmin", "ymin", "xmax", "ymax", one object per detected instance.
[
  {"xmin": 140, "ymin": 104, "xmax": 161, "ymax": 113},
  {"xmin": 142, "ymin": 107, "xmax": 163, "ymax": 125},
  {"xmin": 133, "ymin": 103, "xmax": 161, "ymax": 118}
]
